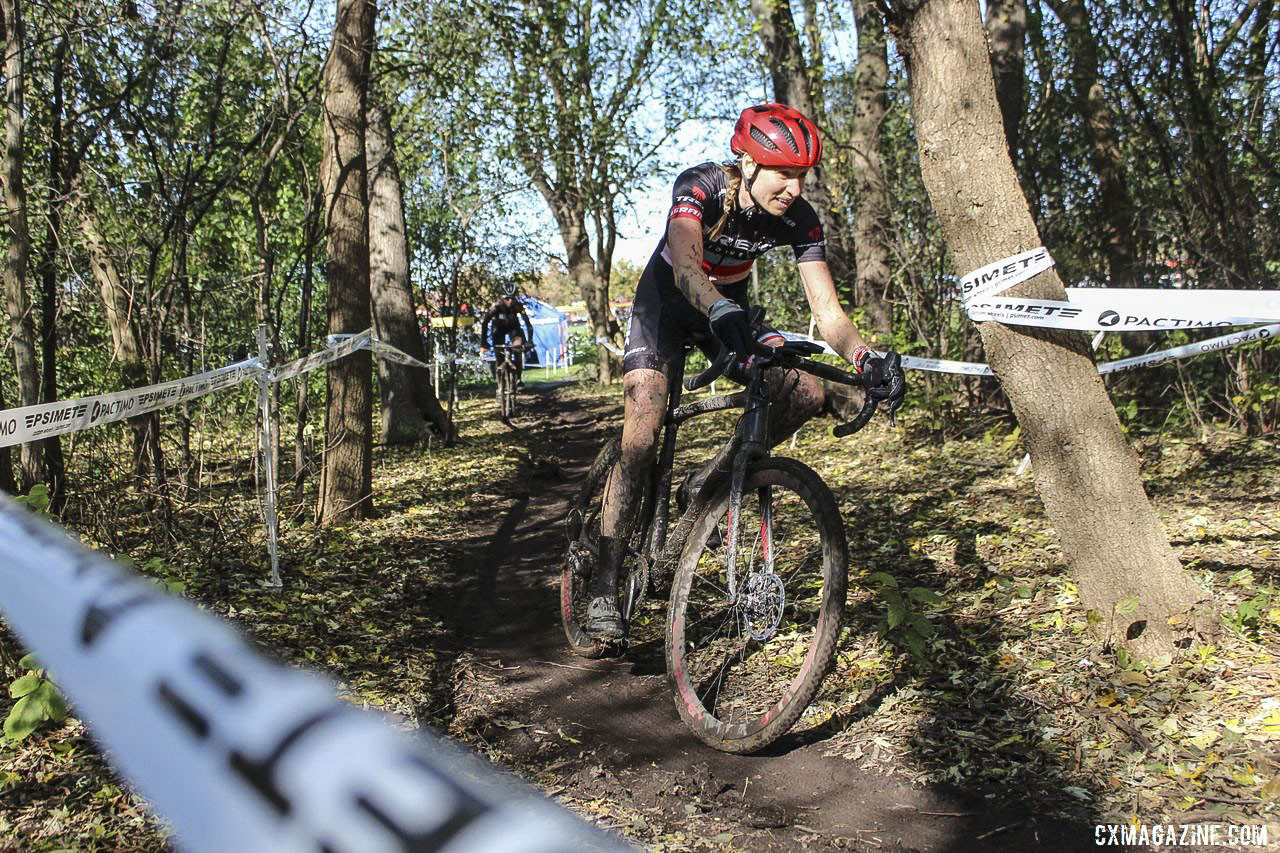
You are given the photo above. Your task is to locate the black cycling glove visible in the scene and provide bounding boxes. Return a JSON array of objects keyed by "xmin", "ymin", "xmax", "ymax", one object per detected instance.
[
  {"xmin": 708, "ymin": 298, "xmax": 752, "ymax": 363},
  {"xmin": 858, "ymin": 350, "xmax": 907, "ymax": 416}
]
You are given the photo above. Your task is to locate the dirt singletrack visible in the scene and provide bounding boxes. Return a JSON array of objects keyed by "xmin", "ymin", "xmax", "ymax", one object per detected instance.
[{"xmin": 434, "ymin": 385, "xmax": 1111, "ymax": 852}]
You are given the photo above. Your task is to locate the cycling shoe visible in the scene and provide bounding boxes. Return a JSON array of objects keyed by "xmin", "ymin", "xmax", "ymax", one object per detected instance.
[{"xmin": 586, "ymin": 596, "xmax": 626, "ymax": 641}]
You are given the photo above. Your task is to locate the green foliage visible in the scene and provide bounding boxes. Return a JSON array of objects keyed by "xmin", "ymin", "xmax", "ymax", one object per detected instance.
[
  {"xmin": 865, "ymin": 571, "xmax": 945, "ymax": 664},
  {"xmin": 4, "ymin": 654, "xmax": 68, "ymax": 743},
  {"xmin": 13, "ymin": 484, "xmax": 51, "ymax": 515}
]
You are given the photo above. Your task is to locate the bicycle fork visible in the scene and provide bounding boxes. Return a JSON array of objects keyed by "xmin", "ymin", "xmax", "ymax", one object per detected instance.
[{"xmin": 724, "ymin": 380, "xmax": 772, "ymax": 603}]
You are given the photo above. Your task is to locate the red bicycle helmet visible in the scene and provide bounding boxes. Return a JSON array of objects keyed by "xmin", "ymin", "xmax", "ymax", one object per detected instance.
[{"xmin": 730, "ymin": 103, "xmax": 822, "ymax": 169}]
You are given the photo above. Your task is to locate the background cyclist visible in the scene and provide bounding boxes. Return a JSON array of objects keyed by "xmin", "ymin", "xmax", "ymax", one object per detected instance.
[
  {"xmin": 586, "ymin": 102, "xmax": 907, "ymax": 642},
  {"xmin": 480, "ymin": 282, "xmax": 535, "ymax": 386}
]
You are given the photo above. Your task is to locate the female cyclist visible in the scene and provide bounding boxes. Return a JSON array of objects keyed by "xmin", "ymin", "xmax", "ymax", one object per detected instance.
[{"xmin": 585, "ymin": 103, "xmax": 906, "ymax": 642}]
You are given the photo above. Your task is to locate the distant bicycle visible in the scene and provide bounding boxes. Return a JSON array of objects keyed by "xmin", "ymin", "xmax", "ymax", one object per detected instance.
[
  {"xmin": 561, "ymin": 315, "xmax": 900, "ymax": 753},
  {"xmin": 492, "ymin": 343, "xmax": 530, "ymax": 422}
]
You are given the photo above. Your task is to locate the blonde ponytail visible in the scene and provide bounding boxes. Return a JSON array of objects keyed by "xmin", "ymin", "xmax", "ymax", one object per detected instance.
[{"xmin": 707, "ymin": 163, "xmax": 742, "ymax": 242}]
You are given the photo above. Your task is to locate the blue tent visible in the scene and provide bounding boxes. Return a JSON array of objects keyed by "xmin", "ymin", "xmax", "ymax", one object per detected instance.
[{"xmin": 522, "ymin": 297, "xmax": 568, "ymax": 367}]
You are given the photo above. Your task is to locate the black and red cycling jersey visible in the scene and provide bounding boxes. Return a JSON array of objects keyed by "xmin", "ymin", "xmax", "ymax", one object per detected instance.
[
  {"xmin": 480, "ymin": 299, "xmax": 533, "ymax": 345},
  {"xmin": 657, "ymin": 161, "xmax": 826, "ymax": 284}
]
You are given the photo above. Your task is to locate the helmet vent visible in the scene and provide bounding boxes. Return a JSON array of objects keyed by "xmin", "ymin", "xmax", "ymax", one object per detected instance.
[
  {"xmin": 749, "ymin": 126, "xmax": 781, "ymax": 151},
  {"xmin": 768, "ymin": 118, "xmax": 800, "ymax": 155},
  {"xmin": 796, "ymin": 121, "xmax": 813, "ymax": 155}
]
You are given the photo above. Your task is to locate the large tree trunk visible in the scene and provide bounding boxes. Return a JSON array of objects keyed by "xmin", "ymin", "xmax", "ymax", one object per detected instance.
[
  {"xmin": 850, "ymin": 0, "xmax": 894, "ymax": 340},
  {"xmin": 750, "ymin": 0, "xmax": 855, "ymax": 298},
  {"xmin": 984, "ymin": 0, "xmax": 1027, "ymax": 164},
  {"xmin": 889, "ymin": 0, "xmax": 1209, "ymax": 657},
  {"xmin": 1044, "ymin": 0, "xmax": 1138, "ymax": 284},
  {"xmin": 366, "ymin": 96, "xmax": 449, "ymax": 442},
  {"xmin": 316, "ymin": 0, "xmax": 374, "ymax": 526},
  {"xmin": 0, "ymin": 0, "xmax": 46, "ymax": 490}
]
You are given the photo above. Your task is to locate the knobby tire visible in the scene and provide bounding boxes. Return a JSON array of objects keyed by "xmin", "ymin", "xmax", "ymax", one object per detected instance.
[{"xmin": 665, "ymin": 456, "xmax": 847, "ymax": 753}]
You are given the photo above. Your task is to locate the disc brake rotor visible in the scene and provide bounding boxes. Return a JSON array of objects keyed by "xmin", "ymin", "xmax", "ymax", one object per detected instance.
[{"xmin": 741, "ymin": 572, "xmax": 785, "ymax": 641}]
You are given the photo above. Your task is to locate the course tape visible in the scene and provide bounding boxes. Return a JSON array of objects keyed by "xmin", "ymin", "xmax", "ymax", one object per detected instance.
[
  {"xmin": 270, "ymin": 331, "xmax": 372, "ymax": 383},
  {"xmin": 780, "ymin": 323, "xmax": 1277, "ymax": 378},
  {"xmin": 366, "ymin": 338, "xmax": 433, "ymax": 371},
  {"xmin": 0, "ymin": 358, "xmax": 263, "ymax": 449},
  {"xmin": 959, "ymin": 247, "xmax": 1056, "ymax": 303},
  {"xmin": 1096, "ymin": 322, "xmax": 1279, "ymax": 374},
  {"xmin": 959, "ymin": 247, "xmax": 1280, "ymax": 330},
  {"xmin": 0, "ymin": 499, "xmax": 624, "ymax": 853},
  {"xmin": 0, "ymin": 331, "xmax": 443, "ymax": 449}
]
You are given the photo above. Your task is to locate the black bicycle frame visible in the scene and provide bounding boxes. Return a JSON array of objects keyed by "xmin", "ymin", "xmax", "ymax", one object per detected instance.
[{"xmin": 635, "ymin": 352, "xmax": 774, "ymax": 568}]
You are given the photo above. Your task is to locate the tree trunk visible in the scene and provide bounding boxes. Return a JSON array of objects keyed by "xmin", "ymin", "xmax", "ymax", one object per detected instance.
[
  {"xmin": 294, "ymin": 175, "xmax": 320, "ymax": 499},
  {"xmin": 750, "ymin": 0, "xmax": 855, "ymax": 298},
  {"xmin": 366, "ymin": 96, "xmax": 449, "ymax": 442},
  {"xmin": 316, "ymin": 0, "xmax": 374, "ymax": 526},
  {"xmin": 890, "ymin": 0, "xmax": 1210, "ymax": 657},
  {"xmin": 0, "ymin": 380, "xmax": 13, "ymax": 494},
  {"xmin": 0, "ymin": 0, "xmax": 45, "ymax": 490},
  {"xmin": 561, "ymin": 220, "xmax": 618, "ymax": 385},
  {"xmin": 1045, "ymin": 0, "xmax": 1138, "ymax": 284},
  {"xmin": 850, "ymin": 0, "xmax": 894, "ymax": 340},
  {"xmin": 984, "ymin": 0, "xmax": 1027, "ymax": 163},
  {"xmin": 74, "ymin": 187, "xmax": 154, "ymax": 481},
  {"xmin": 35, "ymin": 35, "xmax": 68, "ymax": 511}
]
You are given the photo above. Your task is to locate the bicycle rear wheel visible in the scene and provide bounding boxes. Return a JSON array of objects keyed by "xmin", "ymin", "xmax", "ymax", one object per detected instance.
[
  {"xmin": 560, "ymin": 439, "xmax": 646, "ymax": 657},
  {"xmin": 665, "ymin": 456, "xmax": 847, "ymax": 753}
]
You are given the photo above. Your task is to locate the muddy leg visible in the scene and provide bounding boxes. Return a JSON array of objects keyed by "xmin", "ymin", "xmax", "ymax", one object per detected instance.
[{"xmin": 591, "ymin": 368, "xmax": 667, "ymax": 636}]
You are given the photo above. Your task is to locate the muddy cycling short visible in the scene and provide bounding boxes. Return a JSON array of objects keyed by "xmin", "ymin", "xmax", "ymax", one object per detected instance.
[{"xmin": 623, "ymin": 250, "xmax": 781, "ymax": 375}]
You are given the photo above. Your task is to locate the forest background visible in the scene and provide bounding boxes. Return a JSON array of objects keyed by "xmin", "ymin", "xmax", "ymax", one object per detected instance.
[{"xmin": 0, "ymin": 0, "xmax": 1277, "ymax": 847}]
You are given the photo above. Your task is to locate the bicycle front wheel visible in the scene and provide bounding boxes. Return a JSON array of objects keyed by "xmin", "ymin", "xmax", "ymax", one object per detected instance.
[{"xmin": 665, "ymin": 456, "xmax": 847, "ymax": 753}]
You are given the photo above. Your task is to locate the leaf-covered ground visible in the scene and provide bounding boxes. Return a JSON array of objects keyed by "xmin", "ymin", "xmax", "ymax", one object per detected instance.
[{"xmin": 0, "ymin": 379, "xmax": 1277, "ymax": 849}]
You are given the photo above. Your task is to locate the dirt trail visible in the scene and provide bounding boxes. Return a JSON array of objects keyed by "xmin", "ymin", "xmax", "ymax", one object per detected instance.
[{"xmin": 438, "ymin": 386, "xmax": 1105, "ymax": 852}]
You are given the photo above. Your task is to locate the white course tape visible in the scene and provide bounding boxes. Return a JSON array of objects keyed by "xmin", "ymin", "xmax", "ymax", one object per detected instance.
[
  {"xmin": 0, "ymin": 330, "xmax": 448, "ymax": 450},
  {"xmin": 959, "ymin": 248, "xmax": 1280, "ymax": 330},
  {"xmin": 595, "ymin": 335, "xmax": 623, "ymax": 357},
  {"xmin": 0, "ymin": 358, "xmax": 262, "ymax": 449},
  {"xmin": 966, "ymin": 291, "xmax": 1280, "ymax": 331},
  {"xmin": 959, "ymin": 247, "xmax": 1056, "ymax": 303},
  {"xmin": 0, "ymin": 499, "xmax": 623, "ymax": 853},
  {"xmin": 780, "ymin": 323, "xmax": 1276, "ymax": 378},
  {"xmin": 366, "ymin": 338, "xmax": 433, "ymax": 371},
  {"xmin": 270, "ymin": 330, "xmax": 372, "ymax": 383},
  {"xmin": 1098, "ymin": 323, "xmax": 1280, "ymax": 374}
]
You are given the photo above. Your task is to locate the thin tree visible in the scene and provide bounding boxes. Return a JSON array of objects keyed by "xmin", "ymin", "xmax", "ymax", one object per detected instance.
[
  {"xmin": 0, "ymin": 381, "xmax": 12, "ymax": 493},
  {"xmin": 984, "ymin": 0, "xmax": 1027, "ymax": 164},
  {"xmin": 850, "ymin": 0, "xmax": 894, "ymax": 339},
  {"xmin": 1042, "ymin": 0, "xmax": 1139, "ymax": 284},
  {"xmin": 316, "ymin": 0, "xmax": 375, "ymax": 525},
  {"xmin": 0, "ymin": 0, "xmax": 46, "ymax": 490},
  {"xmin": 884, "ymin": 0, "xmax": 1211, "ymax": 656},
  {"xmin": 72, "ymin": 182, "xmax": 154, "ymax": 484},
  {"xmin": 749, "ymin": 0, "xmax": 856, "ymax": 298}
]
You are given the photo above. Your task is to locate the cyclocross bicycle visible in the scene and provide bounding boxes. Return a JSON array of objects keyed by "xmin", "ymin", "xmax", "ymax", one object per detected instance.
[
  {"xmin": 560, "ymin": 316, "xmax": 898, "ymax": 753},
  {"xmin": 491, "ymin": 343, "xmax": 528, "ymax": 423}
]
